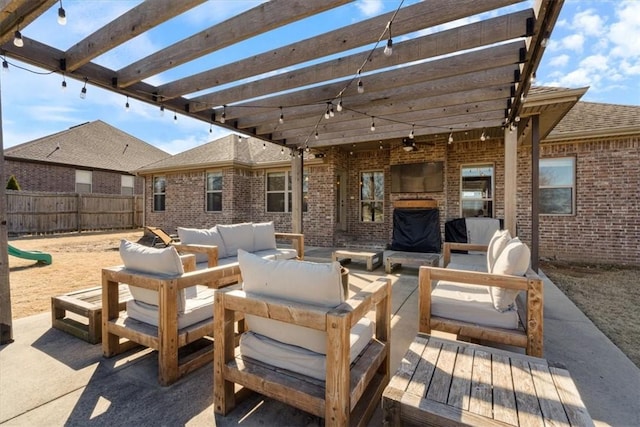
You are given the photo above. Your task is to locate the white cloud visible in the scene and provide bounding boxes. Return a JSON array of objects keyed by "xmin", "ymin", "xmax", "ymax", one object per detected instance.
[
  {"xmin": 549, "ymin": 54, "xmax": 570, "ymax": 67},
  {"xmin": 579, "ymin": 54, "xmax": 609, "ymax": 71},
  {"xmin": 356, "ymin": 0, "xmax": 383, "ymax": 17},
  {"xmin": 561, "ymin": 34, "xmax": 585, "ymax": 52},
  {"xmin": 619, "ymin": 59, "xmax": 640, "ymax": 76},
  {"xmin": 572, "ymin": 9, "xmax": 605, "ymax": 37},
  {"xmin": 608, "ymin": 0, "xmax": 640, "ymax": 58},
  {"xmin": 557, "ymin": 68, "xmax": 599, "ymax": 87}
]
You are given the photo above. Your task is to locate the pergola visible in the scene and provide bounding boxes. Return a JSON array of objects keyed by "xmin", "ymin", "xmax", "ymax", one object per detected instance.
[{"xmin": 0, "ymin": 0, "xmax": 565, "ymax": 342}]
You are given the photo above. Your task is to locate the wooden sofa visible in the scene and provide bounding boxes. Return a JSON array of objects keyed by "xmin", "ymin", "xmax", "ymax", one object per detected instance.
[
  {"xmin": 419, "ymin": 239, "xmax": 544, "ymax": 357},
  {"xmin": 214, "ymin": 250, "xmax": 391, "ymax": 426},
  {"xmin": 174, "ymin": 222, "xmax": 304, "ymax": 269},
  {"xmin": 102, "ymin": 240, "xmax": 243, "ymax": 386}
]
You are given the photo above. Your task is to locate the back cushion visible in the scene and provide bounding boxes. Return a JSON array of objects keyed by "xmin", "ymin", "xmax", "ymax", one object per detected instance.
[
  {"xmin": 487, "ymin": 229, "xmax": 512, "ymax": 273},
  {"xmin": 239, "ymin": 249, "xmax": 344, "ymax": 354},
  {"xmin": 119, "ymin": 240, "xmax": 186, "ymax": 310},
  {"xmin": 252, "ymin": 221, "xmax": 277, "ymax": 251},
  {"xmin": 177, "ymin": 226, "xmax": 227, "ymax": 261},
  {"xmin": 490, "ymin": 238, "xmax": 531, "ymax": 312},
  {"xmin": 218, "ymin": 223, "xmax": 254, "ymax": 256}
]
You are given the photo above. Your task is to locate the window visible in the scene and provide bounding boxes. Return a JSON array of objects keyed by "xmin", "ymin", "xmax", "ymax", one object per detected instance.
[
  {"xmin": 153, "ymin": 176, "xmax": 166, "ymax": 212},
  {"xmin": 360, "ymin": 171, "xmax": 384, "ymax": 222},
  {"xmin": 206, "ymin": 171, "xmax": 223, "ymax": 212},
  {"xmin": 75, "ymin": 170, "xmax": 92, "ymax": 193},
  {"xmin": 540, "ymin": 157, "xmax": 575, "ymax": 215},
  {"xmin": 121, "ymin": 175, "xmax": 135, "ymax": 195},
  {"xmin": 266, "ymin": 171, "xmax": 308, "ymax": 213},
  {"xmin": 461, "ymin": 164, "xmax": 494, "ymax": 217}
]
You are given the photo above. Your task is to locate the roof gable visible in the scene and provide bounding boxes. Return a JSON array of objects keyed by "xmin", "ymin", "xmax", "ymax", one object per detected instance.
[
  {"xmin": 4, "ymin": 120, "xmax": 170, "ymax": 173},
  {"xmin": 549, "ymin": 101, "xmax": 640, "ymax": 140}
]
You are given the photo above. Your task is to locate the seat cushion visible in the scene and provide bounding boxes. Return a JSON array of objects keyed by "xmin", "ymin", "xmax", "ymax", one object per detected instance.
[
  {"xmin": 119, "ymin": 240, "xmax": 186, "ymax": 310},
  {"xmin": 218, "ymin": 223, "xmax": 254, "ymax": 257},
  {"xmin": 252, "ymin": 248, "xmax": 298, "ymax": 260},
  {"xmin": 238, "ymin": 249, "xmax": 344, "ymax": 354},
  {"xmin": 432, "ymin": 280, "xmax": 519, "ymax": 329},
  {"xmin": 239, "ymin": 317, "xmax": 374, "ymax": 381},
  {"xmin": 177, "ymin": 226, "xmax": 227, "ymax": 262},
  {"xmin": 487, "ymin": 229, "xmax": 512, "ymax": 272},
  {"xmin": 490, "ymin": 238, "xmax": 531, "ymax": 311},
  {"xmin": 252, "ymin": 221, "xmax": 277, "ymax": 251},
  {"xmin": 126, "ymin": 287, "xmax": 215, "ymax": 329}
]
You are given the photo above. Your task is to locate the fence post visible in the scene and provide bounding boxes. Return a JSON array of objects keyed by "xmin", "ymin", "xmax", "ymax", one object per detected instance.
[{"xmin": 77, "ymin": 193, "xmax": 82, "ymax": 233}]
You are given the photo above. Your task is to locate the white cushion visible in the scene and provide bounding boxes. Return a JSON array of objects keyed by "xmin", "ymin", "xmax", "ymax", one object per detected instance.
[
  {"xmin": 465, "ymin": 217, "xmax": 501, "ymax": 246},
  {"xmin": 218, "ymin": 223, "xmax": 254, "ymax": 257},
  {"xmin": 238, "ymin": 249, "xmax": 344, "ymax": 354},
  {"xmin": 253, "ymin": 248, "xmax": 298, "ymax": 260},
  {"xmin": 239, "ymin": 317, "xmax": 374, "ymax": 381},
  {"xmin": 432, "ymin": 281, "xmax": 519, "ymax": 329},
  {"xmin": 252, "ymin": 221, "xmax": 277, "ymax": 251},
  {"xmin": 177, "ymin": 226, "xmax": 226, "ymax": 262},
  {"xmin": 487, "ymin": 229, "xmax": 512, "ymax": 273},
  {"xmin": 490, "ymin": 238, "xmax": 531, "ymax": 312},
  {"xmin": 126, "ymin": 287, "xmax": 215, "ymax": 329},
  {"xmin": 119, "ymin": 240, "xmax": 186, "ymax": 311}
]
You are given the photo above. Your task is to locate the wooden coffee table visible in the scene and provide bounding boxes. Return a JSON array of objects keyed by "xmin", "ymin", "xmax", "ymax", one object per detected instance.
[
  {"xmin": 332, "ymin": 249, "xmax": 383, "ymax": 271},
  {"xmin": 382, "ymin": 334, "xmax": 594, "ymax": 426},
  {"xmin": 385, "ymin": 251, "xmax": 440, "ymax": 273}
]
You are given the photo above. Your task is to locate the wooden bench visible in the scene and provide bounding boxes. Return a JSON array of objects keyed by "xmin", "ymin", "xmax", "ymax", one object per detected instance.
[
  {"xmin": 385, "ymin": 251, "xmax": 441, "ymax": 273},
  {"xmin": 383, "ymin": 334, "xmax": 594, "ymax": 426},
  {"xmin": 51, "ymin": 285, "xmax": 132, "ymax": 344},
  {"xmin": 332, "ymin": 249, "xmax": 383, "ymax": 271}
]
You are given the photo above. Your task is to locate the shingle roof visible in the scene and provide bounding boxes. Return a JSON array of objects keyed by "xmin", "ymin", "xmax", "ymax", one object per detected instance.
[
  {"xmin": 4, "ymin": 120, "xmax": 170, "ymax": 173},
  {"xmin": 549, "ymin": 101, "xmax": 640, "ymax": 137},
  {"xmin": 136, "ymin": 134, "xmax": 292, "ymax": 173}
]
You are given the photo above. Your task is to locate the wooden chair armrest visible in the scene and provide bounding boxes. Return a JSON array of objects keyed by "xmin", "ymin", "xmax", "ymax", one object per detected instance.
[
  {"xmin": 274, "ymin": 232, "xmax": 305, "ymax": 259},
  {"xmin": 443, "ymin": 242, "xmax": 489, "ymax": 266},
  {"xmin": 173, "ymin": 243, "xmax": 219, "ymax": 267}
]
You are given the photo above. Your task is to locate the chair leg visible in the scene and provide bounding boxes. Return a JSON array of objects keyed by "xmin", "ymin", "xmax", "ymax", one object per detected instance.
[{"xmin": 214, "ymin": 292, "xmax": 237, "ymax": 415}]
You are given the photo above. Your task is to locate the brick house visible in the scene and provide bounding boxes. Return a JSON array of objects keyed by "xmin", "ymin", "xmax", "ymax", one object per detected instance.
[
  {"xmin": 3, "ymin": 120, "xmax": 170, "ymax": 195},
  {"xmin": 137, "ymin": 88, "xmax": 640, "ymax": 266}
]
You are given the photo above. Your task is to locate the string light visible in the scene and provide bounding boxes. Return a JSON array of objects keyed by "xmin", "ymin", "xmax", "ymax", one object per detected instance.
[
  {"xmin": 336, "ymin": 99, "xmax": 343, "ymax": 112},
  {"xmin": 160, "ymin": 105, "xmax": 165, "ymax": 116},
  {"xmin": 125, "ymin": 96, "xmax": 130, "ymax": 112},
  {"xmin": 370, "ymin": 117, "xmax": 375, "ymax": 132},
  {"xmin": 57, "ymin": 0, "xmax": 67, "ymax": 25},
  {"xmin": 480, "ymin": 129, "xmax": 486, "ymax": 141},
  {"xmin": 448, "ymin": 132, "xmax": 453, "ymax": 144},
  {"xmin": 314, "ymin": 130, "xmax": 319, "ymax": 140},
  {"xmin": 2, "ymin": 59, "xmax": 8, "ymax": 73},
  {"xmin": 14, "ymin": 27, "xmax": 24, "ymax": 48},
  {"xmin": 79, "ymin": 78, "xmax": 87, "ymax": 99},
  {"xmin": 379, "ymin": 141, "xmax": 383, "ymax": 150},
  {"xmin": 61, "ymin": 74, "xmax": 67, "ymax": 90},
  {"xmin": 324, "ymin": 103, "xmax": 331, "ymax": 119},
  {"xmin": 174, "ymin": 110, "xmax": 178, "ymax": 122},
  {"xmin": 263, "ymin": 142, "xmax": 266, "ymax": 150},
  {"xmin": 329, "ymin": 104, "xmax": 335, "ymax": 117},
  {"xmin": 220, "ymin": 105, "xmax": 226, "ymax": 124},
  {"xmin": 279, "ymin": 106, "xmax": 284, "ymax": 124},
  {"xmin": 384, "ymin": 22, "xmax": 393, "ymax": 56},
  {"xmin": 409, "ymin": 124, "xmax": 415, "ymax": 139},
  {"xmin": 357, "ymin": 78, "xmax": 364, "ymax": 94}
]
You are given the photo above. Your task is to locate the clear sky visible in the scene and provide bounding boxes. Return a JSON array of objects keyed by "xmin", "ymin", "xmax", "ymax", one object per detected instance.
[{"xmin": 2, "ymin": 0, "xmax": 638, "ymax": 155}]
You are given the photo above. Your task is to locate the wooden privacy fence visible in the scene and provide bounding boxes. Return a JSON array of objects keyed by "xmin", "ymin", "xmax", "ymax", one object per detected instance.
[{"xmin": 6, "ymin": 191, "xmax": 143, "ymax": 235}]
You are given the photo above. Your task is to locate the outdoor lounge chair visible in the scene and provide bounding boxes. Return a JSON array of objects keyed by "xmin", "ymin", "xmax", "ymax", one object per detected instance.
[
  {"xmin": 102, "ymin": 240, "xmax": 242, "ymax": 386},
  {"xmin": 145, "ymin": 226, "xmax": 178, "ymax": 247},
  {"xmin": 214, "ymin": 250, "xmax": 391, "ymax": 426}
]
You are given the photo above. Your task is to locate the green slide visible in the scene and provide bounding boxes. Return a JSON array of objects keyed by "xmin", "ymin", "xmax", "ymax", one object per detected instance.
[{"xmin": 8, "ymin": 244, "xmax": 52, "ymax": 265}]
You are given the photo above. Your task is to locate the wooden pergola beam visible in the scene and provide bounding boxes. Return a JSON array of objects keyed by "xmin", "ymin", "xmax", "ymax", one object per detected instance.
[
  {"xmin": 188, "ymin": 9, "xmax": 533, "ymax": 113},
  {"xmin": 116, "ymin": 0, "xmax": 353, "ymax": 89},
  {"xmin": 64, "ymin": 0, "xmax": 206, "ymax": 72}
]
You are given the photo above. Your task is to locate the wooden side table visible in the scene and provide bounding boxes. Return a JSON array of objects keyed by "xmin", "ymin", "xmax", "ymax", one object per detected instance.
[{"xmin": 383, "ymin": 334, "xmax": 594, "ymax": 426}]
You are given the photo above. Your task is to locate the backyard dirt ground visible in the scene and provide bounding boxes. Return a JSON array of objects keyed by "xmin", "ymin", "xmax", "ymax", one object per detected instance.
[{"xmin": 6, "ymin": 230, "xmax": 639, "ymax": 368}]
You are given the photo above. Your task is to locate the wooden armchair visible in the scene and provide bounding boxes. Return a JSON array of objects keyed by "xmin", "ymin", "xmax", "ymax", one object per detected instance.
[
  {"xmin": 420, "ymin": 239, "xmax": 544, "ymax": 357},
  {"xmin": 214, "ymin": 251, "xmax": 391, "ymax": 426},
  {"xmin": 102, "ymin": 242, "xmax": 242, "ymax": 386}
]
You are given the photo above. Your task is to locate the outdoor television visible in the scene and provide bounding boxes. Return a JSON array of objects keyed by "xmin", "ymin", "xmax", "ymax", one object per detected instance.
[{"xmin": 391, "ymin": 161, "xmax": 444, "ymax": 193}]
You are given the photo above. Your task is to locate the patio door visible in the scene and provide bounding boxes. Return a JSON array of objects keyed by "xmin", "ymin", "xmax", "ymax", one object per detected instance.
[{"xmin": 336, "ymin": 170, "xmax": 347, "ymax": 231}]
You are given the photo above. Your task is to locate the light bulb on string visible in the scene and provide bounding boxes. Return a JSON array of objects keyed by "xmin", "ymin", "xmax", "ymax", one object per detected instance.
[
  {"xmin": 2, "ymin": 59, "xmax": 8, "ymax": 73},
  {"xmin": 79, "ymin": 78, "xmax": 87, "ymax": 99},
  {"xmin": 174, "ymin": 110, "xmax": 178, "ymax": 123},
  {"xmin": 370, "ymin": 118, "xmax": 375, "ymax": 132},
  {"xmin": 263, "ymin": 142, "xmax": 266, "ymax": 150},
  {"xmin": 324, "ymin": 103, "xmax": 330, "ymax": 119},
  {"xmin": 61, "ymin": 74, "xmax": 67, "ymax": 90},
  {"xmin": 409, "ymin": 124, "xmax": 415, "ymax": 139},
  {"xmin": 125, "ymin": 96, "xmax": 130, "ymax": 112},
  {"xmin": 329, "ymin": 104, "xmax": 335, "ymax": 117},
  {"xmin": 220, "ymin": 106, "xmax": 226, "ymax": 124},
  {"xmin": 305, "ymin": 144, "xmax": 310, "ymax": 152},
  {"xmin": 357, "ymin": 79, "xmax": 364, "ymax": 94},
  {"xmin": 480, "ymin": 129, "xmax": 486, "ymax": 142},
  {"xmin": 160, "ymin": 105, "xmax": 165, "ymax": 116},
  {"xmin": 57, "ymin": 1, "xmax": 67, "ymax": 25},
  {"xmin": 336, "ymin": 99, "xmax": 343, "ymax": 112},
  {"xmin": 384, "ymin": 38, "xmax": 393, "ymax": 56},
  {"xmin": 315, "ymin": 130, "xmax": 319, "ymax": 140},
  {"xmin": 13, "ymin": 29, "xmax": 23, "ymax": 48},
  {"xmin": 279, "ymin": 107, "xmax": 284, "ymax": 124},
  {"xmin": 448, "ymin": 132, "xmax": 453, "ymax": 144}
]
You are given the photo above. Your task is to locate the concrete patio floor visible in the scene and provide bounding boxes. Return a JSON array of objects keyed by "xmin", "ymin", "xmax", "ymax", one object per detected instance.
[{"xmin": 1, "ymin": 248, "xmax": 639, "ymax": 426}]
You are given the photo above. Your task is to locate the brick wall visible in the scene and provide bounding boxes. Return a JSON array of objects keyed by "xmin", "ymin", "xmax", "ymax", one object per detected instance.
[{"xmin": 3, "ymin": 159, "xmax": 143, "ymax": 195}]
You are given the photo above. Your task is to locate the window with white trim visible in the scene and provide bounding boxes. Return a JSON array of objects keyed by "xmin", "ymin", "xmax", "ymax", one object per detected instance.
[
  {"xmin": 540, "ymin": 157, "xmax": 575, "ymax": 215},
  {"xmin": 75, "ymin": 170, "xmax": 92, "ymax": 193},
  {"xmin": 266, "ymin": 171, "xmax": 308, "ymax": 213},
  {"xmin": 153, "ymin": 176, "xmax": 166, "ymax": 212},
  {"xmin": 206, "ymin": 171, "xmax": 223, "ymax": 212},
  {"xmin": 461, "ymin": 164, "xmax": 494, "ymax": 217},
  {"xmin": 121, "ymin": 175, "xmax": 135, "ymax": 195},
  {"xmin": 360, "ymin": 171, "xmax": 384, "ymax": 222}
]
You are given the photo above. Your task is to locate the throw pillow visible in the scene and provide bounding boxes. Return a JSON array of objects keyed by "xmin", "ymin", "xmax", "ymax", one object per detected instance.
[
  {"xmin": 218, "ymin": 223, "xmax": 254, "ymax": 256},
  {"xmin": 487, "ymin": 229, "xmax": 512, "ymax": 273},
  {"xmin": 177, "ymin": 226, "xmax": 227, "ymax": 262},
  {"xmin": 253, "ymin": 221, "xmax": 277, "ymax": 251},
  {"xmin": 490, "ymin": 238, "xmax": 531, "ymax": 312}
]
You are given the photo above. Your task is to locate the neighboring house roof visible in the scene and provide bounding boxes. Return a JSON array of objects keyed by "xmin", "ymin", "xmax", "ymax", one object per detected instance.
[
  {"xmin": 4, "ymin": 120, "xmax": 170, "ymax": 173},
  {"xmin": 136, "ymin": 134, "xmax": 299, "ymax": 174},
  {"xmin": 547, "ymin": 101, "xmax": 640, "ymax": 141}
]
